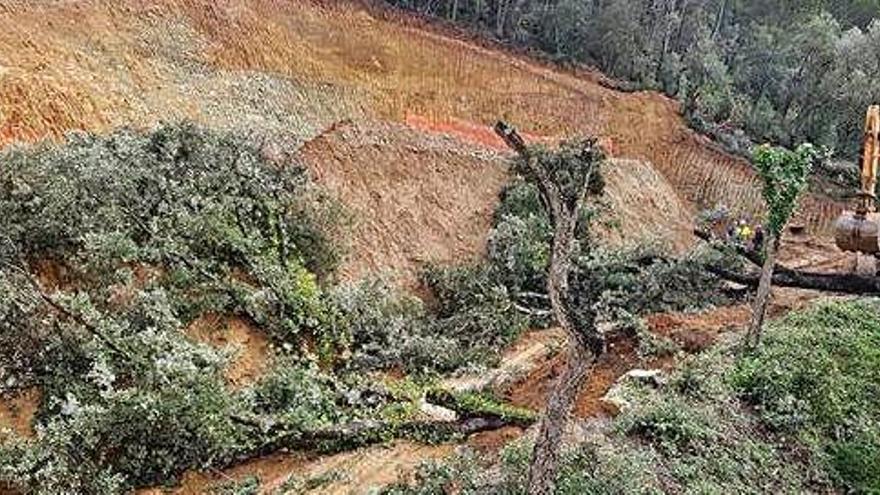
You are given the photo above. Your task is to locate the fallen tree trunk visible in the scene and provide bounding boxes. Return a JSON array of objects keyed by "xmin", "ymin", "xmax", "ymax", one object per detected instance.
[
  {"xmin": 706, "ymin": 264, "xmax": 880, "ymax": 295},
  {"xmin": 257, "ymin": 417, "xmax": 513, "ymax": 456},
  {"xmin": 224, "ymin": 392, "xmax": 536, "ymax": 470},
  {"xmin": 694, "ymin": 229, "xmax": 880, "ymax": 295}
]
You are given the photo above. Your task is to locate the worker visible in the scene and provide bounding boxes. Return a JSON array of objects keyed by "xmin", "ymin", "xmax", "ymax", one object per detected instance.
[
  {"xmin": 752, "ymin": 225, "xmax": 765, "ymax": 252},
  {"xmin": 735, "ymin": 219, "xmax": 753, "ymax": 246}
]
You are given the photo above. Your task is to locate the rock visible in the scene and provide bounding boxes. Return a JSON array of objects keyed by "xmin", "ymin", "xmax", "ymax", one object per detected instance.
[
  {"xmin": 419, "ymin": 398, "xmax": 458, "ymax": 422},
  {"xmin": 623, "ymin": 369, "xmax": 664, "ymax": 387},
  {"xmin": 600, "ymin": 369, "xmax": 664, "ymax": 414}
]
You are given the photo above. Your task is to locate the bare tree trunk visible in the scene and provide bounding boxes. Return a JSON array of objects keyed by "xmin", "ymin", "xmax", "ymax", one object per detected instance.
[
  {"xmin": 527, "ymin": 341, "xmax": 594, "ymax": 494},
  {"xmin": 745, "ymin": 232, "xmax": 778, "ymax": 348},
  {"xmin": 526, "ymin": 199, "xmax": 600, "ymax": 495},
  {"xmin": 493, "ymin": 121, "xmax": 604, "ymax": 495}
]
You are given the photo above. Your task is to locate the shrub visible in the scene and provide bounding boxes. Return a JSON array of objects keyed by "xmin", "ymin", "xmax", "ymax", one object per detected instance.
[
  {"xmin": 383, "ymin": 439, "xmax": 661, "ymax": 495},
  {"xmin": 733, "ymin": 300, "xmax": 880, "ymax": 493},
  {"xmin": 0, "ymin": 123, "xmax": 353, "ymax": 493},
  {"xmin": 422, "ymin": 263, "xmax": 529, "ymax": 358},
  {"xmin": 331, "ymin": 278, "xmax": 469, "ymax": 373},
  {"xmin": 611, "ymin": 343, "xmax": 826, "ymax": 493},
  {"xmin": 249, "ymin": 360, "xmax": 341, "ymax": 428},
  {"xmin": 0, "ymin": 341, "xmax": 244, "ymax": 492},
  {"xmin": 578, "ymin": 245, "xmax": 741, "ymax": 322},
  {"xmin": 333, "ymin": 271, "xmax": 530, "ymax": 374},
  {"xmin": 0, "ymin": 122, "xmax": 343, "ymax": 350}
]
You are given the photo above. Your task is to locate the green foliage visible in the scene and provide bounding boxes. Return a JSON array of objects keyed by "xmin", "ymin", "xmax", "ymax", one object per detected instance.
[
  {"xmin": 0, "ymin": 122, "xmax": 344, "ymax": 349},
  {"xmin": 422, "ymin": 263, "xmax": 529, "ymax": 359},
  {"xmin": 619, "ymin": 398, "xmax": 714, "ymax": 453},
  {"xmin": 212, "ymin": 476, "xmax": 261, "ymax": 495},
  {"xmin": 383, "ymin": 439, "xmax": 661, "ymax": 495},
  {"xmin": 378, "ymin": 299, "xmax": 880, "ymax": 493},
  {"xmin": 512, "ymin": 138, "xmax": 605, "ymax": 211},
  {"xmin": 381, "ymin": 454, "xmax": 481, "ymax": 495},
  {"xmin": 249, "ymin": 360, "xmax": 341, "ymax": 428},
  {"xmin": 488, "ymin": 177, "xmax": 736, "ymax": 335},
  {"xmin": 0, "ymin": 124, "xmax": 358, "ymax": 493},
  {"xmin": 389, "ymin": 306, "xmax": 873, "ymax": 495},
  {"xmin": 733, "ymin": 299, "xmax": 880, "ymax": 493},
  {"xmin": 271, "ymin": 470, "xmax": 344, "ymax": 494},
  {"xmin": 489, "ymin": 181, "xmax": 552, "ymax": 295},
  {"xmin": 332, "ymin": 276, "xmax": 520, "ymax": 373},
  {"xmin": 609, "ymin": 344, "xmax": 828, "ymax": 493},
  {"xmin": 752, "ymin": 143, "xmax": 817, "ymax": 235},
  {"xmin": 575, "ymin": 245, "xmax": 741, "ymax": 324},
  {"xmin": 0, "ymin": 319, "xmax": 245, "ymax": 490}
]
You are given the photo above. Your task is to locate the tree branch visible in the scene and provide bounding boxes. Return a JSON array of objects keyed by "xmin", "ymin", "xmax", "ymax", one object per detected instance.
[
  {"xmin": 0, "ymin": 257, "xmax": 132, "ymax": 360},
  {"xmin": 693, "ymin": 229, "xmax": 797, "ymax": 275}
]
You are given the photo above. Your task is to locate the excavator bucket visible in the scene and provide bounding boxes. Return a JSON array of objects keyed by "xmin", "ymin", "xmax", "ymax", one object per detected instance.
[
  {"xmin": 834, "ymin": 105, "xmax": 880, "ymax": 254},
  {"xmin": 834, "ymin": 211, "xmax": 880, "ymax": 253}
]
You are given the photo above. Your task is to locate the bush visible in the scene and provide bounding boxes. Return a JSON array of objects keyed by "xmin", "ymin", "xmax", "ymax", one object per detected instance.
[
  {"xmin": 332, "ymin": 278, "xmax": 469, "ymax": 373},
  {"xmin": 578, "ymin": 245, "xmax": 741, "ymax": 322},
  {"xmin": 0, "ymin": 122, "xmax": 343, "ymax": 350},
  {"xmin": 0, "ymin": 124, "xmax": 353, "ymax": 493},
  {"xmin": 422, "ymin": 263, "xmax": 529, "ymax": 357},
  {"xmin": 249, "ymin": 360, "xmax": 341, "ymax": 428},
  {"xmin": 383, "ymin": 439, "xmax": 660, "ymax": 495},
  {"xmin": 733, "ymin": 300, "xmax": 880, "ymax": 493},
  {"xmin": 0, "ymin": 338, "xmax": 244, "ymax": 492},
  {"xmin": 333, "ymin": 274, "xmax": 526, "ymax": 374},
  {"xmin": 612, "ymin": 343, "xmax": 827, "ymax": 493}
]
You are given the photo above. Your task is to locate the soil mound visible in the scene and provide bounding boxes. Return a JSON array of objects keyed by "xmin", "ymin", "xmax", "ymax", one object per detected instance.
[
  {"xmin": 0, "ymin": 388, "xmax": 39, "ymax": 439},
  {"xmin": 298, "ymin": 120, "xmax": 509, "ymax": 287},
  {"xmin": 600, "ymin": 159, "xmax": 695, "ymax": 253}
]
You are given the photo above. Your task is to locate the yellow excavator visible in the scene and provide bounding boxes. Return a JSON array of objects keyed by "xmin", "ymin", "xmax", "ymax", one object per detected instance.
[{"xmin": 834, "ymin": 105, "xmax": 880, "ymax": 256}]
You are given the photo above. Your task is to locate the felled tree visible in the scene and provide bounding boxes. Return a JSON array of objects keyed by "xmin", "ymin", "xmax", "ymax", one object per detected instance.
[
  {"xmin": 745, "ymin": 143, "xmax": 816, "ymax": 348},
  {"xmin": 494, "ymin": 122, "xmax": 606, "ymax": 495}
]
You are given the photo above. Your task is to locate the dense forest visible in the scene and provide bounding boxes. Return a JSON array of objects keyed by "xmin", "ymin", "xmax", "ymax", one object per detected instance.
[{"xmin": 387, "ymin": 0, "xmax": 880, "ymax": 158}]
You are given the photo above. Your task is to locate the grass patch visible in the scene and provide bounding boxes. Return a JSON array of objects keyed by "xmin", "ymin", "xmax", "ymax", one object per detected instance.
[{"xmin": 733, "ymin": 299, "xmax": 880, "ymax": 493}]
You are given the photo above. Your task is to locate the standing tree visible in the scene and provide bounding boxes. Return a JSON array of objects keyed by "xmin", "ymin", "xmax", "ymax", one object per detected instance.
[
  {"xmin": 746, "ymin": 143, "xmax": 816, "ymax": 348},
  {"xmin": 494, "ymin": 122, "xmax": 606, "ymax": 495}
]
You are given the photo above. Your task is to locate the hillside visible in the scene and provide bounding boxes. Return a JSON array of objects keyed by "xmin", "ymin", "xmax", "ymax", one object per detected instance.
[
  {"xmin": 0, "ymin": 0, "xmax": 842, "ymax": 240},
  {"xmin": 0, "ymin": 1, "xmax": 862, "ymax": 494}
]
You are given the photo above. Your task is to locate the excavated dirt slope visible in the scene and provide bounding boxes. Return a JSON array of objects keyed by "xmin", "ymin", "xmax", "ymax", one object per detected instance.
[
  {"xmin": 298, "ymin": 120, "xmax": 509, "ymax": 287},
  {"xmin": 0, "ymin": 0, "xmax": 843, "ymax": 235},
  {"xmin": 299, "ymin": 121, "xmax": 694, "ymax": 287}
]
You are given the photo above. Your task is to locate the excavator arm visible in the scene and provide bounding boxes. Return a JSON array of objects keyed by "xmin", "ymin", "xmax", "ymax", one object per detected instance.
[
  {"xmin": 858, "ymin": 105, "xmax": 880, "ymax": 214},
  {"xmin": 834, "ymin": 105, "xmax": 880, "ymax": 255}
]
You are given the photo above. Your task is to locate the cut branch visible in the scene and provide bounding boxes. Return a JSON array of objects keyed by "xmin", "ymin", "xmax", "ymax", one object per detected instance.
[
  {"xmin": 229, "ymin": 392, "xmax": 536, "ymax": 467},
  {"xmin": 0, "ymin": 257, "xmax": 132, "ymax": 360},
  {"xmin": 512, "ymin": 302, "xmax": 553, "ymax": 316}
]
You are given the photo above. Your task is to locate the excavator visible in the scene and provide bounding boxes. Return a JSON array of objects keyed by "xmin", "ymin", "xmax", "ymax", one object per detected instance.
[{"xmin": 834, "ymin": 105, "xmax": 880, "ymax": 261}]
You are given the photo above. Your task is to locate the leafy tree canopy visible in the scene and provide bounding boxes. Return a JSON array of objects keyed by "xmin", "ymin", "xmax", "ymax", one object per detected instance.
[{"xmin": 752, "ymin": 143, "xmax": 817, "ymax": 235}]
